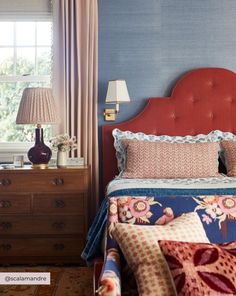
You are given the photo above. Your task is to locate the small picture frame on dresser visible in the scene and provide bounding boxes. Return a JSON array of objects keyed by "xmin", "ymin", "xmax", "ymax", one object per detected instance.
[
  {"xmin": 13, "ymin": 155, "xmax": 24, "ymax": 167},
  {"xmin": 67, "ymin": 157, "xmax": 84, "ymax": 166},
  {"xmin": 48, "ymin": 158, "xmax": 57, "ymax": 167}
]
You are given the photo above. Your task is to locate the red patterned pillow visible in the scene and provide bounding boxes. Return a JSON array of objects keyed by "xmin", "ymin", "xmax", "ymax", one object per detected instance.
[
  {"xmin": 221, "ymin": 140, "xmax": 236, "ymax": 176},
  {"xmin": 159, "ymin": 240, "xmax": 236, "ymax": 296},
  {"xmin": 121, "ymin": 139, "xmax": 220, "ymax": 179}
]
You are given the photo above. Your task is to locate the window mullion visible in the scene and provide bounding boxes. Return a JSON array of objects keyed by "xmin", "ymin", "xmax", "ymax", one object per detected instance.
[
  {"xmin": 0, "ymin": 76, "xmax": 50, "ymax": 82},
  {"xmin": 35, "ymin": 22, "xmax": 38, "ymax": 75},
  {"xmin": 13, "ymin": 22, "xmax": 16, "ymax": 75}
]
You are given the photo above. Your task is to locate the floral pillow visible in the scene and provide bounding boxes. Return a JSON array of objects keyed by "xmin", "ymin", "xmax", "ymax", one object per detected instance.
[
  {"xmin": 159, "ymin": 240, "xmax": 236, "ymax": 296},
  {"xmin": 112, "ymin": 129, "xmax": 236, "ymax": 174},
  {"xmin": 112, "ymin": 212, "xmax": 209, "ymax": 296}
]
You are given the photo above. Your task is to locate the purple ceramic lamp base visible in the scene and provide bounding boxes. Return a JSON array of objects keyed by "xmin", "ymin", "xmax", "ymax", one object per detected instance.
[{"xmin": 28, "ymin": 127, "xmax": 52, "ymax": 169}]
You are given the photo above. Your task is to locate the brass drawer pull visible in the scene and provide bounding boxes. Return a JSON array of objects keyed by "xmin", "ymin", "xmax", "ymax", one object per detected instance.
[
  {"xmin": 54, "ymin": 243, "xmax": 65, "ymax": 251},
  {"xmin": 54, "ymin": 200, "xmax": 65, "ymax": 208},
  {"xmin": 0, "ymin": 244, "xmax": 12, "ymax": 251},
  {"xmin": 0, "ymin": 201, "xmax": 12, "ymax": 208},
  {"xmin": 52, "ymin": 178, "xmax": 64, "ymax": 186},
  {"xmin": 52, "ymin": 222, "xmax": 65, "ymax": 230},
  {"xmin": 0, "ymin": 179, "xmax": 11, "ymax": 186},
  {"xmin": 0, "ymin": 222, "xmax": 12, "ymax": 230}
]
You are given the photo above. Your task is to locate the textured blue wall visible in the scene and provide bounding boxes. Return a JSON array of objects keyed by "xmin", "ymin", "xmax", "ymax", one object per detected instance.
[{"xmin": 98, "ymin": 0, "xmax": 236, "ymax": 125}]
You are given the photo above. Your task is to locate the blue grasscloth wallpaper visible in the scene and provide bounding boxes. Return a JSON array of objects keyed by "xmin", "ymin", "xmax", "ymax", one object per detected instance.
[{"xmin": 98, "ymin": 0, "xmax": 236, "ymax": 125}]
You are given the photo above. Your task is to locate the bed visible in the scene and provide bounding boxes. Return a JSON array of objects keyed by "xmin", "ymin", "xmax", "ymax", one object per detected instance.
[{"xmin": 82, "ymin": 68, "xmax": 236, "ymax": 295}]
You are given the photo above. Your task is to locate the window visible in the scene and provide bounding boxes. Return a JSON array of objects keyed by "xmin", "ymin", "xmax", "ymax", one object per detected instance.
[{"xmin": 0, "ymin": 21, "xmax": 52, "ymax": 143}]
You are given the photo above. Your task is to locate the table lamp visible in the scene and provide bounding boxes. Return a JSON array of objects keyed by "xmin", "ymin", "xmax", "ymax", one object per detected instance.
[{"xmin": 16, "ymin": 87, "xmax": 58, "ymax": 169}]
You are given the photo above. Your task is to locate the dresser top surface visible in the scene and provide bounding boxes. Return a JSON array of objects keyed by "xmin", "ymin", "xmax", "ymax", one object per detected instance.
[{"xmin": 0, "ymin": 165, "xmax": 89, "ymax": 174}]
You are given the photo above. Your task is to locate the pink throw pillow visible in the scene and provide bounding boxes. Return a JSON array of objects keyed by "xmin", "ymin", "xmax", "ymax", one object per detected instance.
[
  {"xmin": 221, "ymin": 140, "xmax": 236, "ymax": 176},
  {"xmin": 121, "ymin": 139, "xmax": 220, "ymax": 179}
]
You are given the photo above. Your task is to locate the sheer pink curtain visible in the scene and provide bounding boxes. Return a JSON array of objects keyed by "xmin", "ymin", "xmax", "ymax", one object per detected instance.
[{"xmin": 52, "ymin": 0, "xmax": 99, "ymax": 222}]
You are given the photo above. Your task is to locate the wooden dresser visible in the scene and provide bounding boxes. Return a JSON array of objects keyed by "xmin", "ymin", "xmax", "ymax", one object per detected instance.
[{"xmin": 0, "ymin": 166, "xmax": 90, "ymax": 265}]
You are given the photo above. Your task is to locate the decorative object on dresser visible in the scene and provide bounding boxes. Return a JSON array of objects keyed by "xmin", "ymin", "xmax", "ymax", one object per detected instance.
[
  {"xmin": 104, "ymin": 80, "xmax": 130, "ymax": 121},
  {"xmin": 0, "ymin": 166, "xmax": 89, "ymax": 265},
  {"xmin": 16, "ymin": 88, "xmax": 58, "ymax": 169},
  {"xmin": 50, "ymin": 134, "xmax": 77, "ymax": 168}
]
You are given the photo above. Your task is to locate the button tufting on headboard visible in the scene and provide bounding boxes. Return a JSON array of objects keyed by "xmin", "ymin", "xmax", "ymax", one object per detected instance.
[
  {"xmin": 190, "ymin": 96, "xmax": 197, "ymax": 103},
  {"xmin": 207, "ymin": 80, "xmax": 218, "ymax": 88},
  {"xmin": 102, "ymin": 67, "xmax": 236, "ymax": 191},
  {"xmin": 170, "ymin": 112, "xmax": 177, "ymax": 120},
  {"xmin": 226, "ymin": 96, "xmax": 233, "ymax": 103},
  {"xmin": 208, "ymin": 112, "xmax": 214, "ymax": 119}
]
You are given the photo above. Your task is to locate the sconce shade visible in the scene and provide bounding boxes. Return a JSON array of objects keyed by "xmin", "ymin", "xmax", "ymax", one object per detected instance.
[
  {"xmin": 105, "ymin": 80, "xmax": 130, "ymax": 103},
  {"xmin": 16, "ymin": 87, "xmax": 58, "ymax": 169},
  {"xmin": 16, "ymin": 87, "xmax": 58, "ymax": 124}
]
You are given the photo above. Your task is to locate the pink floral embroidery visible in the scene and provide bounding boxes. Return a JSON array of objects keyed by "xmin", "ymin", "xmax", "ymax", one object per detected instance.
[
  {"xmin": 202, "ymin": 214, "xmax": 212, "ymax": 225},
  {"xmin": 118, "ymin": 205, "xmax": 133, "ymax": 222},
  {"xmin": 205, "ymin": 203, "xmax": 222, "ymax": 219},
  {"xmin": 118, "ymin": 196, "xmax": 161, "ymax": 224},
  {"xmin": 129, "ymin": 199, "xmax": 150, "ymax": 218},
  {"xmin": 108, "ymin": 198, "xmax": 118, "ymax": 223},
  {"xmin": 193, "ymin": 195, "xmax": 236, "ymax": 229},
  {"xmin": 155, "ymin": 207, "xmax": 174, "ymax": 225},
  {"xmin": 218, "ymin": 196, "xmax": 236, "ymax": 215}
]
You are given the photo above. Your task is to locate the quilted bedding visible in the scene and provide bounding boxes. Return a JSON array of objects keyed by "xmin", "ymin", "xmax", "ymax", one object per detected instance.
[{"xmin": 82, "ymin": 177, "xmax": 236, "ymax": 295}]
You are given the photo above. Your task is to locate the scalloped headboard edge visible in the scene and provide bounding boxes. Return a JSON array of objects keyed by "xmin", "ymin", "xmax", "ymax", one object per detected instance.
[{"xmin": 102, "ymin": 67, "xmax": 236, "ymax": 191}]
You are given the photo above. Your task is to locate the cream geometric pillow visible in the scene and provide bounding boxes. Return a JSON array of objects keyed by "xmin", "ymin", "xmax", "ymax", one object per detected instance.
[{"xmin": 112, "ymin": 212, "xmax": 209, "ymax": 296}]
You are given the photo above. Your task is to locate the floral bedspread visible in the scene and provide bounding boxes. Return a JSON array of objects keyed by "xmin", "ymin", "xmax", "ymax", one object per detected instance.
[
  {"xmin": 97, "ymin": 194, "xmax": 236, "ymax": 295},
  {"xmin": 81, "ymin": 177, "xmax": 236, "ymax": 264}
]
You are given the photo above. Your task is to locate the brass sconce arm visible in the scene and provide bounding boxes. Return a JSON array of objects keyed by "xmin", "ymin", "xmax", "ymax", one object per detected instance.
[
  {"xmin": 104, "ymin": 103, "xmax": 120, "ymax": 121},
  {"xmin": 104, "ymin": 108, "xmax": 117, "ymax": 121}
]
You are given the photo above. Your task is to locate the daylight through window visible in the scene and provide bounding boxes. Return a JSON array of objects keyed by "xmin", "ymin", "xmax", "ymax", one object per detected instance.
[{"xmin": 0, "ymin": 21, "xmax": 52, "ymax": 142}]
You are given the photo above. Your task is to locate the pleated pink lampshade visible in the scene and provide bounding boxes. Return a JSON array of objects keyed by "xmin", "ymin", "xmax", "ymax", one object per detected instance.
[
  {"xmin": 16, "ymin": 87, "xmax": 58, "ymax": 169},
  {"xmin": 16, "ymin": 87, "xmax": 58, "ymax": 125}
]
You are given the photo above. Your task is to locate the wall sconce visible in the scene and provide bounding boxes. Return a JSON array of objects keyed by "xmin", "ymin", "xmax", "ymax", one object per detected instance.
[{"xmin": 104, "ymin": 80, "xmax": 130, "ymax": 121}]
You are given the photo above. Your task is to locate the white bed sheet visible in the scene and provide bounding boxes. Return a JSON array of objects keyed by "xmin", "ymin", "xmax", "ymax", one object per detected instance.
[{"xmin": 106, "ymin": 175, "xmax": 236, "ymax": 196}]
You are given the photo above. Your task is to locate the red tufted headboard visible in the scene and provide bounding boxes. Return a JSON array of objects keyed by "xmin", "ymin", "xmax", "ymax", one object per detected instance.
[{"xmin": 102, "ymin": 68, "xmax": 236, "ymax": 191}]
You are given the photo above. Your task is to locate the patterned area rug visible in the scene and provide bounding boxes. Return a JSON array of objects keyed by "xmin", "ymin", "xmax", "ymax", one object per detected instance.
[{"xmin": 0, "ymin": 266, "xmax": 93, "ymax": 296}]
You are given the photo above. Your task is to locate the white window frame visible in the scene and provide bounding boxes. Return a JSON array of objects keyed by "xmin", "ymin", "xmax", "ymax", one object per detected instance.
[
  {"xmin": 0, "ymin": 20, "xmax": 52, "ymax": 163},
  {"xmin": 0, "ymin": 142, "xmax": 31, "ymax": 163}
]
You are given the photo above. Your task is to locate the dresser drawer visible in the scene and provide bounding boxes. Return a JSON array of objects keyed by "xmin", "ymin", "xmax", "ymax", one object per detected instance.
[
  {"xmin": 0, "ymin": 195, "xmax": 30, "ymax": 214},
  {"xmin": 0, "ymin": 215, "xmax": 84, "ymax": 235},
  {"xmin": 0, "ymin": 167, "xmax": 89, "ymax": 265},
  {"xmin": 33, "ymin": 194, "xmax": 85, "ymax": 214},
  {"xmin": 0, "ymin": 238, "xmax": 84, "ymax": 257},
  {"xmin": 0, "ymin": 171, "xmax": 87, "ymax": 193}
]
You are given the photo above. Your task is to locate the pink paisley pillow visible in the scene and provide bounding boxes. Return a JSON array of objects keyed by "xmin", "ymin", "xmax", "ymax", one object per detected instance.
[
  {"xmin": 221, "ymin": 140, "xmax": 236, "ymax": 176},
  {"xmin": 121, "ymin": 139, "xmax": 220, "ymax": 178},
  {"xmin": 159, "ymin": 240, "xmax": 236, "ymax": 296}
]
